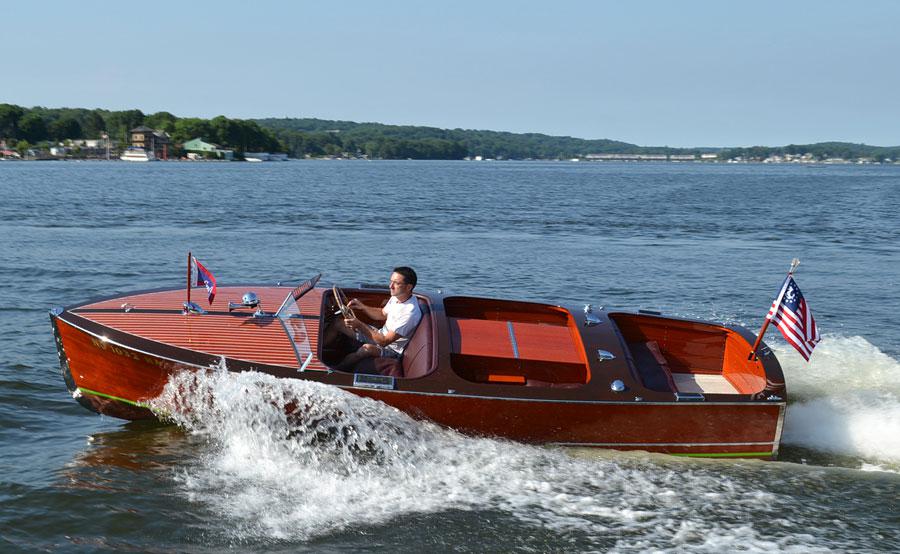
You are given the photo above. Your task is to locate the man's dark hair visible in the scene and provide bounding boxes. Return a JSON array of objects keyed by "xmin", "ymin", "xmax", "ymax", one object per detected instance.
[{"xmin": 392, "ymin": 266, "xmax": 417, "ymax": 288}]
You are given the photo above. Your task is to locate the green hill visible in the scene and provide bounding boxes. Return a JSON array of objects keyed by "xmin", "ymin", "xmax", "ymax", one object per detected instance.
[
  {"xmin": 254, "ymin": 117, "xmax": 690, "ymax": 160},
  {"xmin": 1, "ymin": 103, "xmax": 897, "ymax": 161}
]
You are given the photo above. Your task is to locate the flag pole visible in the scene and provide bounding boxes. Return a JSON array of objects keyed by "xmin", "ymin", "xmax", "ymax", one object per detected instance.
[
  {"xmin": 749, "ymin": 258, "xmax": 800, "ymax": 360},
  {"xmin": 186, "ymin": 251, "xmax": 192, "ymax": 305}
]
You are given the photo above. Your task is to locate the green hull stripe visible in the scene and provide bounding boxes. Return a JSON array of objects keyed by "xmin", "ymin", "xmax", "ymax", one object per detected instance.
[
  {"xmin": 78, "ymin": 387, "xmax": 148, "ymax": 409},
  {"xmin": 673, "ymin": 451, "xmax": 773, "ymax": 458}
]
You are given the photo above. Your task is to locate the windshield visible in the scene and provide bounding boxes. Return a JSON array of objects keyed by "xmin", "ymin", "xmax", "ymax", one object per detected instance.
[{"xmin": 275, "ymin": 273, "xmax": 321, "ymax": 371}]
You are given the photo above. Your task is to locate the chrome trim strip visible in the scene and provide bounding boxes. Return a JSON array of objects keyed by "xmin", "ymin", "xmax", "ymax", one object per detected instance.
[
  {"xmin": 346, "ymin": 384, "xmax": 787, "ymax": 407},
  {"xmin": 772, "ymin": 403, "xmax": 786, "ymax": 458},
  {"xmin": 298, "ymin": 352, "xmax": 314, "ymax": 372},
  {"xmin": 507, "ymin": 321, "xmax": 519, "ymax": 359}
]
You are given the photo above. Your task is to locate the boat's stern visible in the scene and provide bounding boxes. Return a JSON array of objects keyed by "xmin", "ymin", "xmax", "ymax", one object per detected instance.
[{"xmin": 606, "ymin": 311, "xmax": 788, "ymax": 458}]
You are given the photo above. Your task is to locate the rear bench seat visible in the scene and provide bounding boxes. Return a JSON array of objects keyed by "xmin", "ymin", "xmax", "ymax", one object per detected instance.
[{"xmin": 629, "ymin": 341, "xmax": 740, "ymax": 395}]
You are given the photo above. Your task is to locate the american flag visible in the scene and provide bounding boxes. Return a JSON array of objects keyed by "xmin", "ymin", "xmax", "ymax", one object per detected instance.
[{"xmin": 767, "ymin": 276, "xmax": 820, "ymax": 360}]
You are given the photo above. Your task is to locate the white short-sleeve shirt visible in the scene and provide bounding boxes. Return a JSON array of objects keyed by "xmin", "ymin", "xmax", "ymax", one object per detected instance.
[{"xmin": 380, "ymin": 295, "xmax": 423, "ymax": 355}]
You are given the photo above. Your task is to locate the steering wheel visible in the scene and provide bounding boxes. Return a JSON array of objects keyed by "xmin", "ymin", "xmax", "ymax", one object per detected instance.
[{"xmin": 332, "ymin": 286, "xmax": 355, "ymax": 319}]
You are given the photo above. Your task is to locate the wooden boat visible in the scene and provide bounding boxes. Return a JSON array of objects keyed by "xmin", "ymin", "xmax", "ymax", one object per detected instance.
[{"xmin": 49, "ymin": 276, "xmax": 787, "ymax": 459}]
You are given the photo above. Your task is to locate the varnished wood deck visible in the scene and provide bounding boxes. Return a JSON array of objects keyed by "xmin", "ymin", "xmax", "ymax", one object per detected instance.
[{"xmin": 73, "ymin": 286, "xmax": 327, "ymax": 370}]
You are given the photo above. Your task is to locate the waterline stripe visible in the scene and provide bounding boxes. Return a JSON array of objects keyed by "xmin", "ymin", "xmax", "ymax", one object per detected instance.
[{"xmin": 78, "ymin": 387, "xmax": 147, "ymax": 408}]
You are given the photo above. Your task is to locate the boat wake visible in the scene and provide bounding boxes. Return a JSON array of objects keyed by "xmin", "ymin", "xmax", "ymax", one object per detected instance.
[
  {"xmin": 147, "ymin": 368, "xmax": 883, "ymax": 549},
  {"xmin": 775, "ymin": 334, "xmax": 900, "ymax": 468}
]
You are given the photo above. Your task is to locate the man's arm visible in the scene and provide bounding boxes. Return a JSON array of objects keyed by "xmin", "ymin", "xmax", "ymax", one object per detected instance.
[
  {"xmin": 343, "ymin": 317, "xmax": 401, "ymax": 347},
  {"xmin": 347, "ymin": 299, "xmax": 386, "ymax": 323}
]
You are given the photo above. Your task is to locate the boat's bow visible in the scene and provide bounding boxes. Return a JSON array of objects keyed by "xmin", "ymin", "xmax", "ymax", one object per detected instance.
[{"xmin": 49, "ymin": 285, "xmax": 326, "ymax": 418}]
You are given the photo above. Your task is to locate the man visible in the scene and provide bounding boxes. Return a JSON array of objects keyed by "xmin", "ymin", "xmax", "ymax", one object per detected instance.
[{"xmin": 335, "ymin": 266, "xmax": 422, "ymax": 371}]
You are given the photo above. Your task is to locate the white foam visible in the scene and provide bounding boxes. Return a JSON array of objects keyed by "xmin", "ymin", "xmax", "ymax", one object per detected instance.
[
  {"xmin": 782, "ymin": 390, "xmax": 900, "ymax": 463},
  {"xmin": 859, "ymin": 463, "xmax": 900, "ymax": 475},
  {"xmin": 774, "ymin": 334, "xmax": 900, "ymax": 399},
  {"xmin": 150, "ymin": 370, "xmax": 835, "ymax": 549},
  {"xmin": 772, "ymin": 334, "xmax": 900, "ymax": 464}
]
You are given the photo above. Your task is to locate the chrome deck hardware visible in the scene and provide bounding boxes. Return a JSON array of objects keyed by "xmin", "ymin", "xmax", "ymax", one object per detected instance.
[
  {"xmin": 182, "ymin": 301, "xmax": 206, "ymax": 315},
  {"xmin": 583, "ymin": 304, "xmax": 602, "ymax": 326},
  {"xmin": 229, "ymin": 291, "xmax": 266, "ymax": 317}
]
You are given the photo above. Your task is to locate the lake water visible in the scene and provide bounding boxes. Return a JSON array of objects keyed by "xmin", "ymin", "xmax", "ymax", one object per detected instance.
[{"xmin": 1, "ymin": 160, "xmax": 898, "ymax": 552}]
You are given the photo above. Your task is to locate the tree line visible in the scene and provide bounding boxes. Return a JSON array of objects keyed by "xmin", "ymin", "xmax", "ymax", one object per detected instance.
[
  {"xmin": 255, "ymin": 117, "xmax": 687, "ymax": 160},
  {"xmin": 718, "ymin": 142, "xmax": 900, "ymax": 162},
  {"xmin": 0, "ymin": 104, "xmax": 280, "ymax": 155},
  {"xmin": 3, "ymin": 104, "xmax": 897, "ymax": 161}
]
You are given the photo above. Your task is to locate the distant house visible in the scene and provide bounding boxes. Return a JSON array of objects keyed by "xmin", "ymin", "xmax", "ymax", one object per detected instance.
[
  {"xmin": 129, "ymin": 126, "xmax": 170, "ymax": 160},
  {"xmin": 71, "ymin": 139, "xmax": 105, "ymax": 148},
  {"xmin": 183, "ymin": 137, "xmax": 233, "ymax": 160}
]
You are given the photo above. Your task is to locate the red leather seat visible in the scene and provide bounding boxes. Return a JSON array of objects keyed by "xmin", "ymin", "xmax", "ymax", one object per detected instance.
[
  {"xmin": 400, "ymin": 301, "xmax": 433, "ymax": 379},
  {"xmin": 359, "ymin": 299, "xmax": 433, "ymax": 379}
]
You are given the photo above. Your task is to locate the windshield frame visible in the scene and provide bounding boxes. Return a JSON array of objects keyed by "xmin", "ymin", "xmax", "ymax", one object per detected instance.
[{"xmin": 275, "ymin": 273, "xmax": 322, "ymax": 371}]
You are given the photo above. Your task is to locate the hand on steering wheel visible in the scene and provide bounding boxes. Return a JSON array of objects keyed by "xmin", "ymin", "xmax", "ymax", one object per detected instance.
[{"xmin": 332, "ymin": 286, "xmax": 355, "ymax": 319}]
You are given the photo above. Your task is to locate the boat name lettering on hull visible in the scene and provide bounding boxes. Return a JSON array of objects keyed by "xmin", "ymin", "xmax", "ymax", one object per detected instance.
[{"xmin": 89, "ymin": 336, "xmax": 168, "ymax": 368}]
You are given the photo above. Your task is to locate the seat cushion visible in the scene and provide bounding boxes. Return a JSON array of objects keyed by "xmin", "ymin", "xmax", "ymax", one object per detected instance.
[
  {"xmin": 629, "ymin": 340, "xmax": 677, "ymax": 392},
  {"xmin": 401, "ymin": 300, "xmax": 433, "ymax": 379}
]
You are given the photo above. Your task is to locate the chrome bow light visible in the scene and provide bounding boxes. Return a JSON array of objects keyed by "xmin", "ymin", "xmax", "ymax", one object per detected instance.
[
  {"xmin": 242, "ymin": 292, "xmax": 259, "ymax": 307},
  {"xmin": 229, "ymin": 291, "xmax": 265, "ymax": 317}
]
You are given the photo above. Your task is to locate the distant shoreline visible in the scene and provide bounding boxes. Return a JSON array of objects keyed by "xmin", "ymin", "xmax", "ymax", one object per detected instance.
[
  {"xmin": 2, "ymin": 103, "xmax": 898, "ymax": 163},
  {"xmin": 3, "ymin": 156, "xmax": 897, "ymax": 166}
]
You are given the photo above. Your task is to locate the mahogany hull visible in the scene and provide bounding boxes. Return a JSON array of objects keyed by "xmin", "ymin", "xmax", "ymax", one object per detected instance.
[{"xmin": 51, "ymin": 301, "xmax": 785, "ymax": 459}]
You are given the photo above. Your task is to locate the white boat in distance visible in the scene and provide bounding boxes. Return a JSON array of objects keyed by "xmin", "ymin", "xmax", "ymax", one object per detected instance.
[
  {"xmin": 120, "ymin": 147, "xmax": 156, "ymax": 162},
  {"xmin": 244, "ymin": 152, "xmax": 289, "ymax": 162}
]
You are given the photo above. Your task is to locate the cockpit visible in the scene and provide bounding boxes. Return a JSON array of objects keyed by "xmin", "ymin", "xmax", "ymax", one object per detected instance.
[{"xmin": 275, "ymin": 275, "xmax": 436, "ymax": 379}]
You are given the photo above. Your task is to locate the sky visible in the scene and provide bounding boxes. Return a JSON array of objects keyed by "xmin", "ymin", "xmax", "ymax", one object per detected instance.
[{"xmin": 2, "ymin": 1, "xmax": 899, "ymax": 147}]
